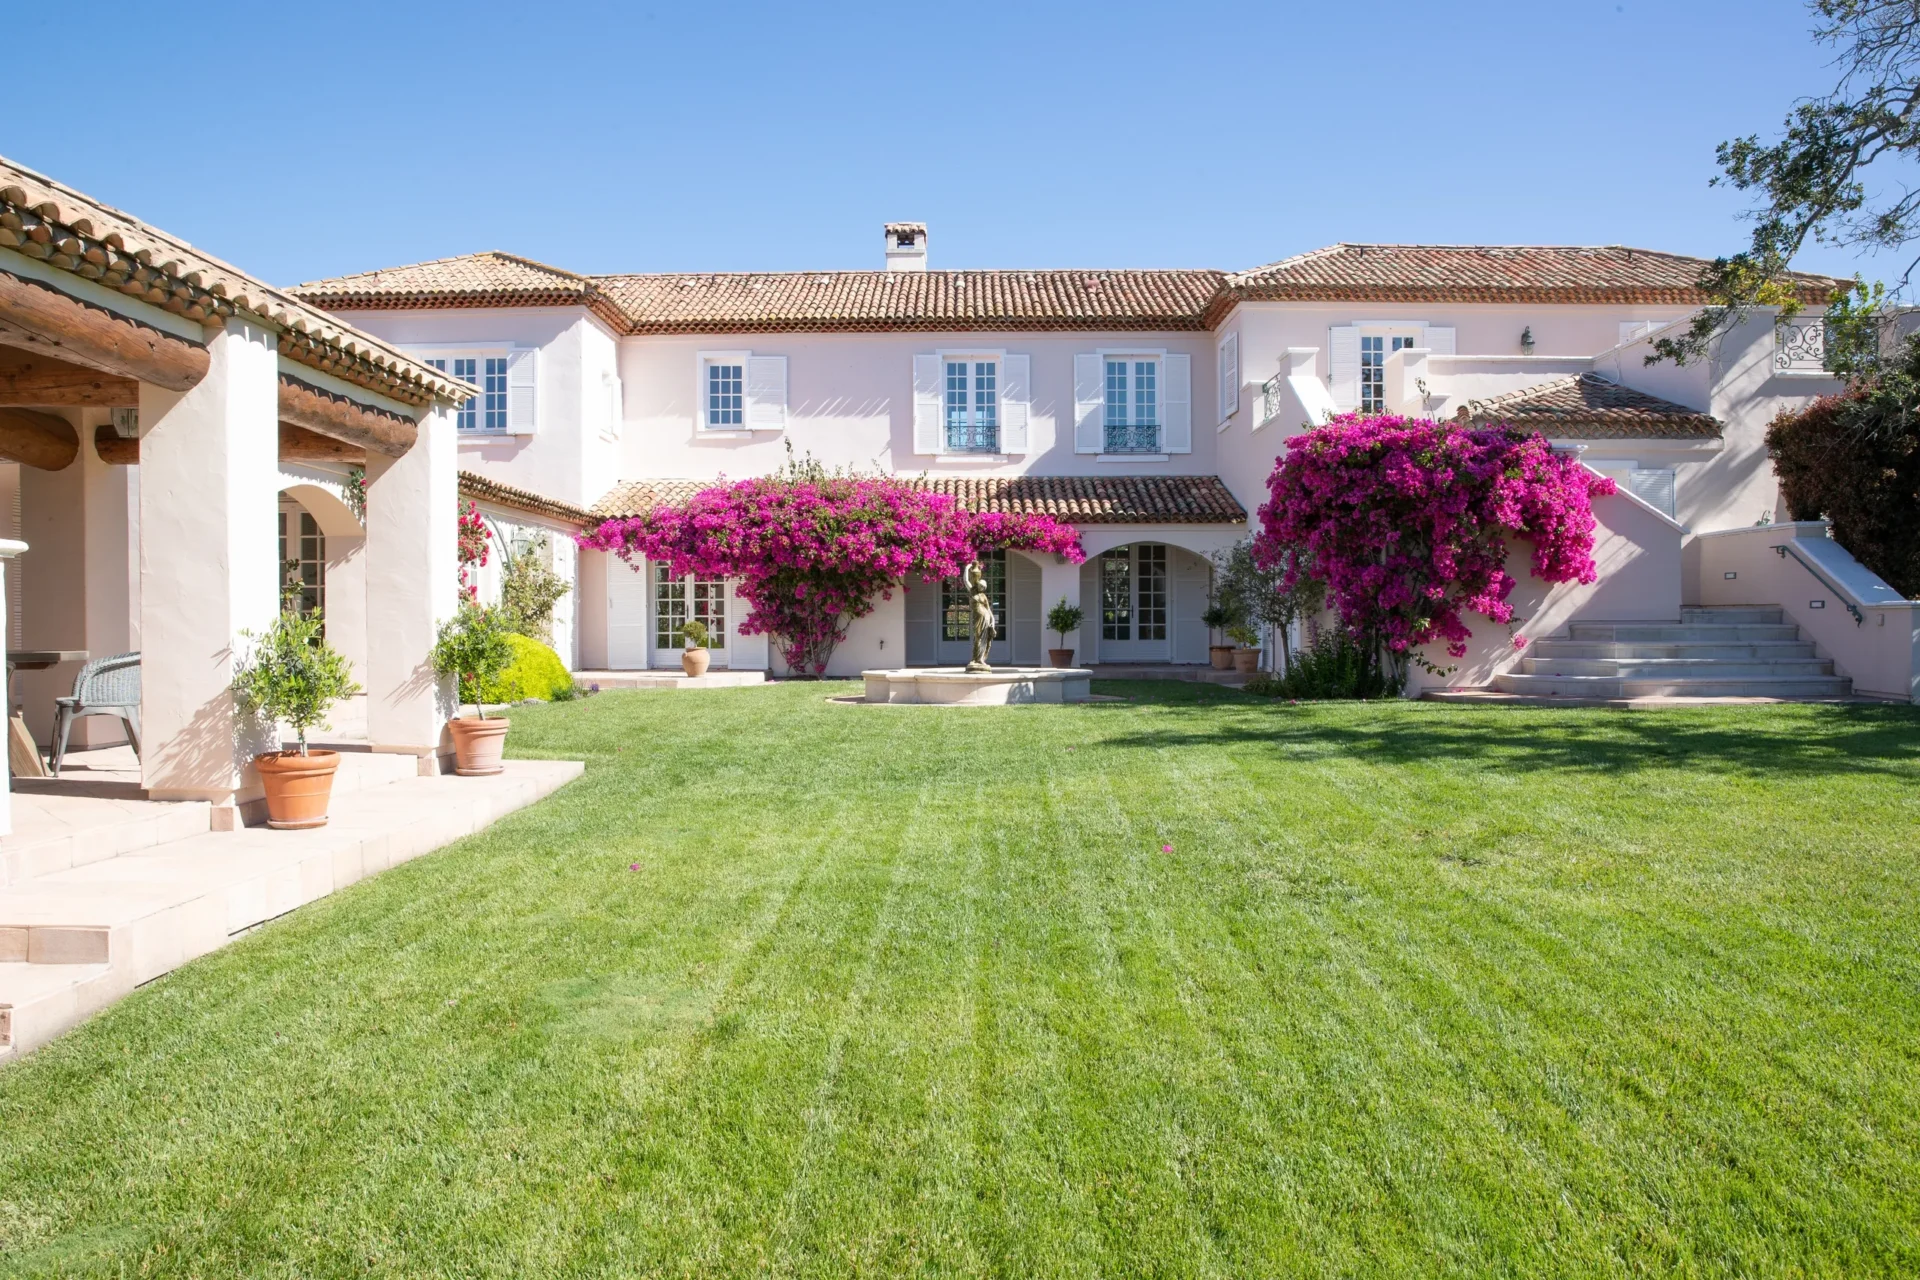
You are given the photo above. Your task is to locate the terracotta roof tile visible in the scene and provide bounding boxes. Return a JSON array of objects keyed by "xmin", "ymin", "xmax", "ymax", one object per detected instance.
[
  {"xmin": 1460, "ymin": 373, "xmax": 1723, "ymax": 440},
  {"xmin": 459, "ymin": 470, "xmax": 594, "ymax": 526},
  {"xmin": 0, "ymin": 153, "xmax": 469, "ymax": 408},
  {"xmin": 1225, "ymin": 243, "xmax": 1843, "ymax": 308},
  {"xmin": 590, "ymin": 475, "xmax": 1247, "ymax": 525},
  {"xmin": 291, "ymin": 252, "xmax": 630, "ymax": 331},
  {"xmin": 592, "ymin": 270, "xmax": 1226, "ymax": 334}
]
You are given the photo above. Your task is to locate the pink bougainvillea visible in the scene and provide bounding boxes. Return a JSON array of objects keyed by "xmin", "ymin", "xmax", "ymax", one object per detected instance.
[
  {"xmin": 1253, "ymin": 414, "xmax": 1614, "ymax": 664},
  {"xmin": 579, "ymin": 477, "xmax": 1084, "ymax": 675},
  {"xmin": 456, "ymin": 501, "xmax": 491, "ymax": 601}
]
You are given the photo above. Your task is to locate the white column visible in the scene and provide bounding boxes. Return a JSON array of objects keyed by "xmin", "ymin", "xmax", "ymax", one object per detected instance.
[
  {"xmin": 365, "ymin": 404, "xmax": 455, "ymax": 759},
  {"xmin": 0, "ymin": 540, "xmax": 27, "ymax": 837},
  {"xmin": 138, "ymin": 318, "xmax": 281, "ymax": 805},
  {"xmin": 1040, "ymin": 554, "xmax": 1083, "ymax": 665}
]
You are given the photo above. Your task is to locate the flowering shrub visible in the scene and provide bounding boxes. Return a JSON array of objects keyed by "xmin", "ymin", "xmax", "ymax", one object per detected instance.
[
  {"xmin": 1254, "ymin": 414, "xmax": 1614, "ymax": 668},
  {"xmin": 456, "ymin": 501, "xmax": 491, "ymax": 601},
  {"xmin": 580, "ymin": 476, "xmax": 1084, "ymax": 674}
]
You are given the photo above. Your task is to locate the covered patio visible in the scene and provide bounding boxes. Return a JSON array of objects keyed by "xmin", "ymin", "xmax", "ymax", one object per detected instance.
[{"xmin": 0, "ymin": 156, "xmax": 579, "ymax": 1061}]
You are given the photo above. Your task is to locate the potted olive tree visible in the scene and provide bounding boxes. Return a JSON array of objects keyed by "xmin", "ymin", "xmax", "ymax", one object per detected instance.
[
  {"xmin": 1046, "ymin": 598, "xmax": 1083, "ymax": 668},
  {"xmin": 680, "ymin": 618, "xmax": 712, "ymax": 677},
  {"xmin": 1227, "ymin": 622, "xmax": 1263, "ymax": 673},
  {"xmin": 432, "ymin": 600, "xmax": 517, "ymax": 776},
  {"xmin": 233, "ymin": 609, "xmax": 361, "ymax": 829},
  {"xmin": 1202, "ymin": 603, "xmax": 1235, "ymax": 669}
]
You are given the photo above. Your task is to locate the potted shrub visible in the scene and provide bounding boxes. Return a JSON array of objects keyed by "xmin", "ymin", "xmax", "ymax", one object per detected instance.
[
  {"xmin": 1203, "ymin": 603, "xmax": 1235, "ymax": 669},
  {"xmin": 233, "ymin": 608, "xmax": 361, "ymax": 829},
  {"xmin": 1046, "ymin": 597, "xmax": 1083, "ymax": 668},
  {"xmin": 1227, "ymin": 623, "xmax": 1262, "ymax": 673},
  {"xmin": 680, "ymin": 618, "xmax": 712, "ymax": 677},
  {"xmin": 432, "ymin": 601, "xmax": 517, "ymax": 776}
]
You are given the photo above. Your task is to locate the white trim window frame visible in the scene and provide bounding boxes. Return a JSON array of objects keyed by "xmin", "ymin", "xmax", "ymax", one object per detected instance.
[
  {"xmin": 418, "ymin": 348, "xmax": 513, "ymax": 433},
  {"xmin": 939, "ymin": 351, "xmax": 1001, "ymax": 454},
  {"xmin": 697, "ymin": 350, "xmax": 750, "ymax": 432},
  {"xmin": 1101, "ymin": 350, "xmax": 1163, "ymax": 454},
  {"xmin": 1357, "ymin": 331, "xmax": 1421, "ymax": 414}
]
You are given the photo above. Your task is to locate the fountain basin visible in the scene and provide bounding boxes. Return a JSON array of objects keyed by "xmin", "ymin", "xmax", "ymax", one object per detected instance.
[{"xmin": 861, "ymin": 666, "xmax": 1093, "ymax": 705}]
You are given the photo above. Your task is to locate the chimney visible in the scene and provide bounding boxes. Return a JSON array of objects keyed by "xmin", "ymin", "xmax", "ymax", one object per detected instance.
[{"xmin": 884, "ymin": 222, "xmax": 927, "ymax": 272}]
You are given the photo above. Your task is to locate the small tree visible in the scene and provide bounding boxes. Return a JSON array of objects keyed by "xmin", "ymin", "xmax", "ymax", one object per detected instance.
[
  {"xmin": 1046, "ymin": 598, "xmax": 1084, "ymax": 650},
  {"xmin": 1201, "ymin": 602, "xmax": 1231, "ymax": 647},
  {"xmin": 233, "ymin": 609, "xmax": 361, "ymax": 756},
  {"xmin": 432, "ymin": 601, "xmax": 516, "ymax": 719},
  {"xmin": 1212, "ymin": 537, "xmax": 1325, "ymax": 673},
  {"xmin": 499, "ymin": 535, "xmax": 571, "ymax": 643},
  {"xmin": 680, "ymin": 618, "xmax": 712, "ymax": 650}
]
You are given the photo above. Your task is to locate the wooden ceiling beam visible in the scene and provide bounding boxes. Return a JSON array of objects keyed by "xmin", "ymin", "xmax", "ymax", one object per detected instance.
[
  {"xmin": 0, "ymin": 407, "xmax": 80, "ymax": 470},
  {"xmin": 93, "ymin": 422, "xmax": 370, "ymax": 467},
  {"xmin": 0, "ymin": 270, "xmax": 208, "ymax": 391},
  {"xmin": 0, "ymin": 346, "xmax": 139, "ymax": 406}
]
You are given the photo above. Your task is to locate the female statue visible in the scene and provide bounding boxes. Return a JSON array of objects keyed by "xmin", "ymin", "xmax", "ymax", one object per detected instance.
[{"xmin": 965, "ymin": 560, "xmax": 996, "ymax": 672}]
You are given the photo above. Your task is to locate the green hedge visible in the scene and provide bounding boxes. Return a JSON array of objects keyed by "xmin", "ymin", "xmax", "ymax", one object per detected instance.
[{"xmin": 477, "ymin": 633, "xmax": 574, "ymax": 703}]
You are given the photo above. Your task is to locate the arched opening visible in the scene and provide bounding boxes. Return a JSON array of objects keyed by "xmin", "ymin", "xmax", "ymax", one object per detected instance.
[
  {"xmin": 1077, "ymin": 541, "xmax": 1213, "ymax": 665},
  {"xmin": 902, "ymin": 549, "xmax": 1043, "ymax": 667}
]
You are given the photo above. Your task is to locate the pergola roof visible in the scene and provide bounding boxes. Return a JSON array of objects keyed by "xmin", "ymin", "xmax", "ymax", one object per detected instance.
[
  {"xmin": 589, "ymin": 474, "xmax": 1248, "ymax": 525},
  {"xmin": 0, "ymin": 155, "xmax": 471, "ymax": 408}
]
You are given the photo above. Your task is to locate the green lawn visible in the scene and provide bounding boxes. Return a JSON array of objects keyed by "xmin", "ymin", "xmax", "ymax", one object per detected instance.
[{"xmin": 3, "ymin": 684, "xmax": 1919, "ymax": 1278}]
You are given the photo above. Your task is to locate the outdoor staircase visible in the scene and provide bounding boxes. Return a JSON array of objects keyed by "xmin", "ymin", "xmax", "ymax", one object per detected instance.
[
  {"xmin": 1491, "ymin": 606, "xmax": 1853, "ymax": 699},
  {"xmin": 0, "ymin": 753, "xmax": 583, "ymax": 1063}
]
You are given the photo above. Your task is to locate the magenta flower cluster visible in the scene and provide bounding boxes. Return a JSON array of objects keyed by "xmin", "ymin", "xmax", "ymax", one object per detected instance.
[
  {"xmin": 1253, "ymin": 414, "xmax": 1615, "ymax": 660},
  {"xmin": 579, "ymin": 476, "xmax": 1084, "ymax": 675}
]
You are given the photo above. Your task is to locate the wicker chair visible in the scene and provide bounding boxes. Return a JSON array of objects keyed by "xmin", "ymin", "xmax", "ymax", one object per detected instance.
[{"xmin": 50, "ymin": 651, "xmax": 141, "ymax": 776}]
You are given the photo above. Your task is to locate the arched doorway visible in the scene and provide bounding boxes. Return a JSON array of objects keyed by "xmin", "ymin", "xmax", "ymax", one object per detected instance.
[{"xmin": 1078, "ymin": 541, "xmax": 1211, "ymax": 665}]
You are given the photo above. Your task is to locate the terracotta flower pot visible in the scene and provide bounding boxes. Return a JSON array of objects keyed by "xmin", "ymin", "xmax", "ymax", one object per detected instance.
[
  {"xmin": 1209, "ymin": 645, "xmax": 1235, "ymax": 670},
  {"xmin": 256, "ymin": 749, "xmax": 339, "ymax": 830},
  {"xmin": 682, "ymin": 647, "xmax": 711, "ymax": 677},
  {"xmin": 448, "ymin": 716, "xmax": 511, "ymax": 777},
  {"xmin": 1232, "ymin": 648, "xmax": 1261, "ymax": 674},
  {"xmin": 1048, "ymin": 648, "xmax": 1076, "ymax": 668}
]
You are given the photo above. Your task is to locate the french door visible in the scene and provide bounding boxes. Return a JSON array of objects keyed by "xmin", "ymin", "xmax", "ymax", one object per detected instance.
[
  {"xmin": 651, "ymin": 565, "xmax": 729, "ymax": 668},
  {"xmin": 1097, "ymin": 544, "xmax": 1169, "ymax": 662}
]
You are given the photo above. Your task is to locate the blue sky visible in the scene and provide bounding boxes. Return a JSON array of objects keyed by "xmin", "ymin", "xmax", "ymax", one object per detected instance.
[{"xmin": 2, "ymin": 1, "xmax": 1889, "ymax": 286}]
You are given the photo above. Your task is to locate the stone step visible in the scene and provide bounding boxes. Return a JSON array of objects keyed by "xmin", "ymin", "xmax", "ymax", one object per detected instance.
[
  {"xmin": 1527, "ymin": 640, "xmax": 1817, "ymax": 660},
  {"xmin": 1493, "ymin": 672, "xmax": 1854, "ymax": 698},
  {"xmin": 0, "ymin": 760, "xmax": 583, "ymax": 1059},
  {"xmin": 1, "ymin": 796, "xmax": 212, "ymax": 889},
  {"xmin": 1568, "ymin": 623, "xmax": 1803, "ymax": 642},
  {"xmin": 572, "ymin": 670, "xmax": 769, "ymax": 692},
  {"xmin": 1680, "ymin": 606, "xmax": 1786, "ymax": 625},
  {"xmin": 0, "ymin": 960, "xmax": 124, "ymax": 1059},
  {"xmin": 1518, "ymin": 657, "xmax": 1836, "ymax": 678}
]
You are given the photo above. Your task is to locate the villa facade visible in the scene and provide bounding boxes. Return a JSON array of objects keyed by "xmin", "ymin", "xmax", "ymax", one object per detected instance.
[{"xmin": 283, "ymin": 225, "xmax": 1916, "ymax": 690}]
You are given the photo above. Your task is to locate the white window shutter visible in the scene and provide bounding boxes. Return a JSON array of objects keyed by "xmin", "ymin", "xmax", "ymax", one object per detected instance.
[
  {"xmin": 507, "ymin": 348, "xmax": 537, "ymax": 434},
  {"xmin": 1218, "ymin": 332, "xmax": 1239, "ymax": 425},
  {"xmin": 1628, "ymin": 468, "xmax": 1677, "ymax": 518},
  {"xmin": 747, "ymin": 355, "xmax": 787, "ymax": 429},
  {"xmin": 912, "ymin": 354, "xmax": 943, "ymax": 454},
  {"xmin": 1163, "ymin": 354, "xmax": 1192, "ymax": 453},
  {"xmin": 1423, "ymin": 326, "xmax": 1455, "ymax": 355},
  {"xmin": 1073, "ymin": 354, "xmax": 1104, "ymax": 452},
  {"xmin": 1328, "ymin": 326, "xmax": 1360, "ymax": 410},
  {"xmin": 1001, "ymin": 354, "xmax": 1030, "ymax": 453}
]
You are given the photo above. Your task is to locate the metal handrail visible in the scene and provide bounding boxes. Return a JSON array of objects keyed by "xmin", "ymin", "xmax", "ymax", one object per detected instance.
[
  {"xmin": 1772, "ymin": 541, "xmax": 1865, "ymax": 625},
  {"xmin": 1261, "ymin": 373, "xmax": 1283, "ymax": 424}
]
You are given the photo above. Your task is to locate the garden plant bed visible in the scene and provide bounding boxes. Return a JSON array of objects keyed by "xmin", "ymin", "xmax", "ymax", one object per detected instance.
[{"xmin": 2, "ymin": 682, "xmax": 1916, "ymax": 1275}]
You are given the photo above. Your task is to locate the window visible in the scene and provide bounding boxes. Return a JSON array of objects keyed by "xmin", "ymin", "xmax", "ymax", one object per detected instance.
[
  {"xmin": 426, "ymin": 353, "xmax": 512, "ymax": 432},
  {"xmin": 707, "ymin": 362, "xmax": 744, "ymax": 427},
  {"xmin": 277, "ymin": 507, "xmax": 325, "ymax": 620},
  {"xmin": 944, "ymin": 359, "xmax": 998, "ymax": 452},
  {"xmin": 1100, "ymin": 545, "xmax": 1166, "ymax": 641},
  {"xmin": 1101, "ymin": 550, "xmax": 1132, "ymax": 640},
  {"xmin": 1104, "ymin": 358, "xmax": 1160, "ymax": 452},
  {"xmin": 654, "ymin": 565, "xmax": 728, "ymax": 648},
  {"xmin": 940, "ymin": 550, "xmax": 1005, "ymax": 641},
  {"xmin": 1359, "ymin": 335, "xmax": 1418, "ymax": 413}
]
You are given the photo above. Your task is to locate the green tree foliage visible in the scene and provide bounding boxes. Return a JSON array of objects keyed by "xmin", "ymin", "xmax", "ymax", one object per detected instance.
[
  {"xmin": 1211, "ymin": 537, "xmax": 1326, "ymax": 674},
  {"xmin": 432, "ymin": 601, "xmax": 517, "ymax": 718},
  {"xmin": 232, "ymin": 609, "xmax": 361, "ymax": 754},
  {"xmin": 1654, "ymin": 2, "xmax": 1916, "ymax": 369},
  {"xmin": 499, "ymin": 536, "xmax": 572, "ymax": 644},
  {"xmin": 477, "ymin": 633, "xmax": 577, "ymax": 704},
  {"xmin": 1767, "ymin": 336, "xmax": 1920, "ymax": 596}
]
